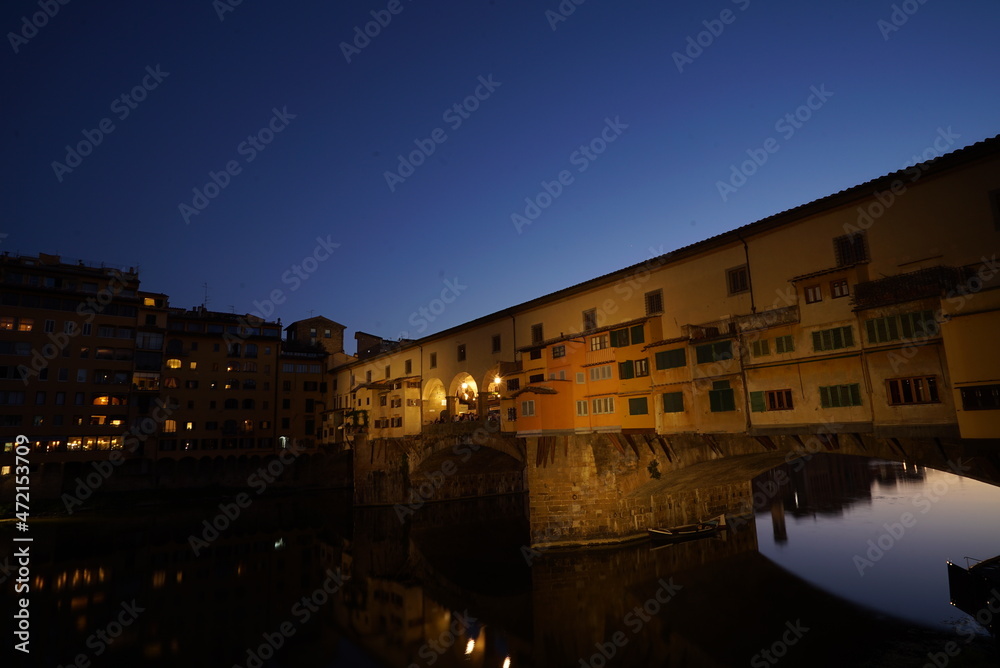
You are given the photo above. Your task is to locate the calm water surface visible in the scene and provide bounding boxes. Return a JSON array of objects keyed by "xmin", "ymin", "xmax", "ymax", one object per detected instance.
[{"xmin": 4, "ymin": 453, "xmax": 999, "ymax": 667}]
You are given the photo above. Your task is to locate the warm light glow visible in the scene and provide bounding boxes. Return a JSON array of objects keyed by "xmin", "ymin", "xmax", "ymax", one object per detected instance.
[
  {"xmin": 461, "ymin": 382, "xmax": 468, "ymax": 390},
  {"xmin": 494, "ymin": 376, "xmax": 502, "ymax": 385},
  {"xmin": 465, "ymin": 639, "xmax": 475, "ymax": 655},
  {"xmin": 503, "ymin": 658, "xmax": 511, "ymax": 668}
]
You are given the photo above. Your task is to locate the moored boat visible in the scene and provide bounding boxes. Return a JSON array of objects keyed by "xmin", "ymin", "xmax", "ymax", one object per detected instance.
[{"xmin": 647, "ymin": 517, "xmax": 721, "ymax": 543}]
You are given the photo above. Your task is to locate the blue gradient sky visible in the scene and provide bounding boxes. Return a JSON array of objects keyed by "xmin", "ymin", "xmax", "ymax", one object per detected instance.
[{"xmin": 3, "ymin": 1, "xmax": 998, "ymax": 343}]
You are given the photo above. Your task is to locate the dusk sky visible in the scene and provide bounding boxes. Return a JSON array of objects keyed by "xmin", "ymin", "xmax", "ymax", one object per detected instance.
[{"xmin": 4, "ymin": 0, "xmax": 999, "ymax": 344}]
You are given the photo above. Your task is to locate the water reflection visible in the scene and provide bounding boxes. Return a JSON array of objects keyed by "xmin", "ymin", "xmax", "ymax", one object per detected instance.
[{"xmin": 5, "ymin": 454, "xmax": 999, "ymax": 667}]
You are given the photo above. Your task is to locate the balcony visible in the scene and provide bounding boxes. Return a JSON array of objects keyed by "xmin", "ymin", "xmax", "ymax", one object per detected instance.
[
  {"xmin": 852, "ymin": 265, "xmax": 967, "ymax": 311},
  {"xmin": 684, "ymin": 318, "xmax": 737, "ymax": 341},
  {"xmin": 735, "ymin": 305, "xmax": 799, "ymax": 332},
  {"xmin": 585, "ymin": 347, "xmax": 616, "ymax": 366}
]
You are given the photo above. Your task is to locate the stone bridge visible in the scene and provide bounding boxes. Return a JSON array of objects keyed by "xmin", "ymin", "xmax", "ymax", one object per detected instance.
[{"xmin": 352, "ymin": 422, "xmax": 1000, "ymax": 548}]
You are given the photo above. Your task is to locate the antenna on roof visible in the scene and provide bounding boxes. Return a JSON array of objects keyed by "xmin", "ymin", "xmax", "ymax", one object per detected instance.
[{"xmin": 202, "ymin": 283, "xmax": 210, "ymax": 309}]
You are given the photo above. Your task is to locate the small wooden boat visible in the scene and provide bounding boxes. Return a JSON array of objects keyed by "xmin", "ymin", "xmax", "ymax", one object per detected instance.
[
  {"xmin": 647, "ymin": 517, "xmax": 721, "ymax": 543},
  {"xmin": 947, "ymin": 554, "xmax": 1000, "ymax": 635}
]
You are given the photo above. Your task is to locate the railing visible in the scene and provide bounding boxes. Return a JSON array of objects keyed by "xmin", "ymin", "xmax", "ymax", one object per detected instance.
[
  {"xmin": 735, "ymin": 305, "xmax": 799, "ymax": 332},
  {"xmin": 585, "ymin": 347, "xmax": 615, "ymax": 366}
]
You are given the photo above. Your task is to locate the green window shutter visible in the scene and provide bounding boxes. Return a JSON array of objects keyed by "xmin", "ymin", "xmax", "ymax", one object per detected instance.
[
  {"xmin": 630, "ymin": 325, "xmax": 645, "ymax": 344},
  {"xmin": 843, "ymin": 326, "xmax": 854, "ymax": 347},
  {"xmin": 655, "ymin": 351, "xmax": 667, "ymax": 369},
  {"xmin": 609, "ymin": 330, "xmax": 619, "ymax": 347},
  {"xmin": 865, "ymin": 319, "xmax": 876, "ymax": 343},
  {"xmin": 611, "ymin": 329, "xmax": 629, "ymax": 347},
  {"xmin": 750, "ymin": 391, "xmax": 766, "ymax": 412},
  {"xmin": 812, "ymin": 331, "xmax": 822, "ymax": 351},
  {"xmin": 849, "ymin": 383, "xmax": 861, "ymax": 406},
  {"xmin": 673, "ymin": 349, "xmax": 686, "ymax": 367},
  {"xmin": 819, "ymin": 386, "xmax": 831, "ymax": 408},
  {"xmin": 718, "ymin": 341, "xmax": 733, "ymax": 360},
  {"xmin": 619, "ymin": 360, "xmax": 634, "ymax": 379},
  {"xmin": 887, "ymin": 317, "xmax": 899, "ymax": 341},
  {"xmin": 696, "ymin": 344, "xmax": 712, "ymax": 364},
  {"xmin": 721, "ymin": 389, "xmax": 736, "ymax": 411},
  {"xmin": 709, "ymin": 390, "xmax": 721, "ymax": 412},
  {"xmin": 662, "ymin": 392, "xmax": 684, "ymax": 413},
  {"xmin": 628, "ymin": 397, "xmax": 648, "ymax": 415}
]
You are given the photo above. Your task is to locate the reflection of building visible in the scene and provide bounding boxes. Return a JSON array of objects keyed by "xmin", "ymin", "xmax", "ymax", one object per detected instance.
[{"xmin": 326, "ymin": 137, "xmax": 1000, "ymax": 444}]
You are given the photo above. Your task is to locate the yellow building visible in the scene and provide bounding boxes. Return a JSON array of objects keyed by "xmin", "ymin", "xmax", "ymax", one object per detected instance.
[{"xmin": 329, "ymin": 135, "xmax": 1000, "ymax": 444}]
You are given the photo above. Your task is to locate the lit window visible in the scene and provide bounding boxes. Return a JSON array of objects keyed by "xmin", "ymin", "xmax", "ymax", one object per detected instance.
[
  {"xmin": 189, "ymin": 362, "xmax": 197, "ymax": 370},
  {"xmin": 590, "ymin": 334, "xmax": 609, "ymax": 351},
  {"xmin": 166, "ymin": 359, "xmax": 182, "ymax": 369},
  {"xmin": 163, "ymin": 420, "xmax": 177, "ymax": 433}
]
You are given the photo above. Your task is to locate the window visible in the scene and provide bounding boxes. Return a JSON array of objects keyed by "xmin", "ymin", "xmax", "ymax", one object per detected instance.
[
  {"xmin": 833, "ymin": 233, "xmax": 868, "ymax": 266},
  {"xmin": 281, "ymin": 399, "xmax": 290, "ymax": 410},
  {"xmin": 429, "ymin": 352, "xmax": 437, "ymax": 369},
  {"xmin": 457, "ymin": 344, "xmax": 466, "ymax": 362},
  {"xmin": 751, "ymin": 339, "xmax": 770, "ymax": 357},
  {"xmin": 77, "ymin": 369, "xmax": 88, "ymax": 383},
  {"xmin": 865, "ymin": 310, "xmax": 936, "ymax": 344},
  {"xmin": 645, "ymin": 289, "xmax": 663, "ymax": 315},
  {"xmin": 812, "ymin": 326, "xmax": 854, "ymax": 352},
  {"xmin": 384, "ymin": 365, "xmax": 390, "ymax": 379},
  {"xmin": 628, "ymin": 397, "xmax": 649, "ymax": 415},
  {"xmin": 577, "ymin": 373, "xmax": 585, "ymax": 383},
  {"xmin": 506, "ymin": 378, "xmax": 520, "ymax": 391},
  {"xmin": 0, "ymin": 317, "xmax": 13, "ymax": 330},
  {"xmin": 662, "ymin": 391, "xmax": 684, "ymax": 413},
  {"xmin": 44, "ymin": 319, "xmax": 55, "ymax": 333},
  {"xmin": 590, "ymin": 334, "xmax": 609, "ymax": 351},
  {"xmin": 18, "ymin": 318, "xmax": 34, "ymax": 332},
  {"xmin": 619, "ymin": 360, "xmax": 634, "ymax": 380},
  {"xmin": 634, "ymin": 358, "xmax": 649, "ymax": 377},
  {"xmin": 576, "ymin": 400, "xmax": 588, "ymax": 416},
  {"xmin": 695, "ymin": 341, "xmax": 733, "ymax": 364},
  {"xmin": 610, "ymin": 327, "xmax": 641, "ymax": 347},
  {"xmin": 552, "ymin": 345, "xmax": 566, "ymax": 359},
  {"xmin": 592, "ymin": 397, "xmax": 615, "ymax": 414},
  {"xmin": 819, "ymin": 383, "xmax": 862, "ymax": 408},
  {"xmin": 727, "ymin": 265, "xmax": 749, "ymax": 295},
  {"xmin": 589, "ymin": 365, "xmax": 613, "ymax": 381},
  {"xmin": 804, "ymin": 285, "xmax": 822, "ymax": 303},
  {"xmin": 775, "ymin": 335, "xmax": 794, "ymax": 354},
  {"xmin": 886, "ymin": 376, "xmax": 939, "ymax": 405},
  {"xmin": 529, "ymin": 349, "xmax": 542, "ymax": 360},
  {"xmin": 366, "ymin": 370, "xmax": 372, "ymax": 383},
  {"xmin": 960, "ymin": 384, "xmax": 1000, "ymax": 410},
  {"xmin": 506, "ymin": 407, "xmax": 517, "ymax": 422},
  {"xmin": 654, "ymin": 348, "xmax": 686, "ymax": 370},
  {"xmin": 529, "ymin": 374, "xmax": 544, "ymax": 383},
  {"xmin": 404, "ymin": 359, "xmax": 412, "ymax": 375},
  {"xmin": 531, "ymin": 323, "xmax": 543, "ymax": 344},
  {"xmin": 379, "ymin": 395, "xmax": 387, "ymax": 407},
  {"xmin": 163, "ymin": 420, "xmax": 177, "ymax": 433},
  {"xmin": 492, "ymin": 334, "xmax": 501, "ymax": 354},
  {"xmin": 709, "ymin": 380, "xmax": 736, "ymax": 412},
  {"xmin": 166, "ymin": 358, "xmax": 182, "ymax": 369},
  {"xmin": 583, "ymin": 309, "xmax": 597, "ymax": 331},
  {"xmin": 750, "ymin": 389, "xmax": 794, "ymax": 411},
  {"xmin": 521, "ymin": 400, "xmax": 536, "ymax": 417},
  {"xmin": 831, "ymin": 279, "xmax": 849, "ymax": 298}
]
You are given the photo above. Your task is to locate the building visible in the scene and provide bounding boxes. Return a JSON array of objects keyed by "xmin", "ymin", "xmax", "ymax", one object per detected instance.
[{"xmin": 327, "ymin": 134, "xmax": 1000, "ymax": 444}]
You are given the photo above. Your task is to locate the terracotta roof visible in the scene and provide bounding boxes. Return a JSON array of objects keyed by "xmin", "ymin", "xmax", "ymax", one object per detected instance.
[
  {"xmin": 516, "ymin": 316, "xmax": 652, "ymax": 352},
  {"xmin": 510, "ymin": 385, "xmax": 559, "ymax": 398},
  {"xmin": 642, "ymin": 336, "xmax": 689, "ymax": 351}
]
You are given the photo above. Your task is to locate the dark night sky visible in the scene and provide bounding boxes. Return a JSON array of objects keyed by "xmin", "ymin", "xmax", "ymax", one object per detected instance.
[{"xmin": 3, "ymin": 1, "xmax": 998, "ymax": 340}]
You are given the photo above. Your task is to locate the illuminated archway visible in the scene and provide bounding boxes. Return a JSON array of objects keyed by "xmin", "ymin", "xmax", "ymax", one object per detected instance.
[
  {"xmin": 422, "ymin": 378, "xmax": 447, "ymax": 423},
  {"xmin": 449, "ymin": 373, "xmax": 479, "ymax": 416}
]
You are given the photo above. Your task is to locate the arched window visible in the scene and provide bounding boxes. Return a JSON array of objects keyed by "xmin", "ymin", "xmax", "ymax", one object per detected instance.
[{"xmin": 224, "ymin": 398, "xmax": 238, "ymax": 410}]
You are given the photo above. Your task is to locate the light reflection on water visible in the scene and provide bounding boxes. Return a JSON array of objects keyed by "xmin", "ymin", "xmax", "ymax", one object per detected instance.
[{"xmin": 753, "ymin": 455, "xmax": 1000, "ymax": 633}]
